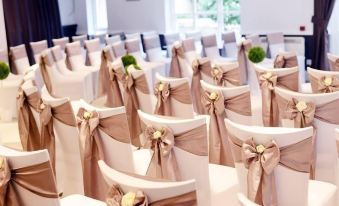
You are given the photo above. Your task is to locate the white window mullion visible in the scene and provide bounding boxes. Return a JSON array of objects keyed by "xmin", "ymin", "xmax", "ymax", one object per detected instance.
[
  {"xmin": 192, "ymin": 0, "xmax": 198, "ymax": 30},
  {"xmin": 217, "ymin": 0, "xmax": 224, "ymax": 39}
]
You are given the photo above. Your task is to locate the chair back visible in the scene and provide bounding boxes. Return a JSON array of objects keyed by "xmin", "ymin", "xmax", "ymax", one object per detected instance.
[
  {"xmin": 246, "ymin": 34, "xmax": 261, "ymax": 47},
  {"xmin": 0, "ymin": 146, "xmax": 60, "ymax": 206},
  {"xmin": 72, "ymin": 35, "xmax": 87, "ymax": 47},
  {"xmin": 267, "ymin": 32, "xmax": 285, "ymax": 58},
  {"xmin": 327, "ymin": 53, "xmax": 339, "ymax": 71},
  {"xmin": 164, "ymin": 33, "xmax": 180, "ymax": 57},
  {"xmin": 84, "ymin": 38, "xmax": 102, "ymax": 67},
  {"xmin": 30, "ymin": 40, "xmax": 48, "ymax": 64},
  {"xmin": 201, "ymin": 34, "xmax": 219, "ymax": 59},
  {"xmin": 125, "ymin": 39, "xmax": 143, "ymax": 61},
  {"xmin": 0, "ymin": 49, "xmax": 9, "ymax": 63},
  {"xmin": 308, "ymin": 67, "xmax": 339, "ymax": 93},
  {"xmin": 51, "ymin": 46, "xmax": 69, "ymax": 75},
  {"xmin": 201, "ymin": 81, "xmax": 252, "ymax": 125},
  {"xmin": 98, "ymin": 160, "xmax": 197, "ymax": 204},
  {"xmin": 78, "ymin": 100, "xmax": 136, "ymax": 173},
  {"xmin": 225, "ymin": 119, "xmax": 313, "ymax": 206},
  {"xmin": 185, "ymin": 31, "xmax": 202, "ymax": 55},
  {"xmin": 41, "ymin": 87, "xmax": 84, "ymax": 195},
  {"xmin": 144, "ymin": 35, "xmax": 163, "ymax": 62},
  {"xmin": 275, "ymin": 87, "xmax": 339, "ymax": 184},
  {"xmin": 10, "ymin": 44, "xmax": 30, "ymax": 74},
  {"xmin": 112, "ymin": 41, "xmax": 127, "ymax": 58},
  {"xmin": 52, "ymin": 37, "xmax": 69, "ymax": 52},
  {"xmin": 155, "ymin": 73, "xmax": 194, "ymax": 118},
  {"xmin": 138, "ymin": 111, "xmax": 211, "ymax": 206},
  {"xmin": 222, "ymin": 32, "xmax": 237, "ymax": 58},
  {"xmin": 105, "ymin": 35, "xmax": 121, "ymax": 45},
  {"xmin": 65, "ymin": 41, "xmax": 86, "ymax": 71}
]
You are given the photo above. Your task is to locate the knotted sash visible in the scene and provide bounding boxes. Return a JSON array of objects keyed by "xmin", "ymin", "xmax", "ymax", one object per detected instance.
[
  {"xmin": 308, "ymin": 74, "xmax": 339, "ymax": 93},
  {"xmin": 17, "ymin": 87, "xmax": 41, "ymax": 151},
  {"xmin": 98, "ymin": 50, "xmax": 124, "ymax": 107},
  {"xmin": 39, "ymin": 53, "xmax": 54, "ymax": 94},
  {"xmin": 191, "ymin": 58, "xmax": 212, "ymax": 114},
  {"xmin": 106, "ymin": 184, "xmax": 197, "ymax": 206},
  {"xmin": 229, "ymin": 134, "xmax": 313, "ymax": 206},
  {"xmin": 154, "ymin": 82, "xmax": 192, "ymax": 116},
  {"xmin": 201, "ymin": 91, "xmax": 251, "ymax": 166},
  {"xmin": 143, "ymin": 125, "xmax": 207, "ymax": 181},
  {"xmin": 273, "ymin": 52, "xmax": 298, "ymax": 68},
  {"xmin": 276, "ymin": 94, "xmax": 339, "ymax": 178},
  {"xmin": 121, "ymin": 72, "xmax": 150, "ymax": 147},
  {"xmin": 170, "ymin": 44, "xmax": 185, "ymax": 78},
  {"xmin": 237, "ymin": 40, "xmax": 252, "ymax": 85},
  {"xmin": 0, "ymin": 157, "xmax": 59, "ymax": 206},
  {"xmin": 257, "ymin": 71, "xmax": 298, "ymax": 127},
  {"xmin": 39, "ymin": 101, "xmax": 77, "ymax": 174},
  {"xmin": 328, "ymin": 56, "xmax": 339, "ymax": 71},
  {"xmin": 211, "ymin": 65, "xmax": 240, "ymax": 86},
  {"xmin": 77, "ymin": 108, "xmax": 131, "ymax": 200}
]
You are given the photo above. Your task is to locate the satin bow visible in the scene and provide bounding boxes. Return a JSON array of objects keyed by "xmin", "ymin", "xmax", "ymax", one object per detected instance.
[
  {"xmin": 317, "ymin": 76, "xmax": 339, "ymax": 93},
  {"xmin": 202, "ymin": 91, "xmax": 225, "ymax": 115},
  {"xmin": 143, "ymin": 126, "xmax": 180, "ymax": 181},
  {"xmin": 285, "ymin": 98, "xmax": 316, "ymax": 128},
  {"xmin": 154, "ymin": 82, "xmax": 171, "ymax": 116},
  {"xmin": 259, "ymin": 72, "xmax": 278, "ymax": 91},
  {"xmin": 242, "ymin": 139, "xmax": 280, "ymax": 206},
  {"xmin": 211, "ymin": 66, "xmax": 226, "ymax": 86},
  {"xmin": 16, "ymin": 89, "xmax": 25, "ymax": 109},
  {"xmin": 274, "ymin": 55, "xmax": 285, "ymax": 68},
  {"xmin": 106, "ymin": 184, "xmax": 148, "ymax": 206}
]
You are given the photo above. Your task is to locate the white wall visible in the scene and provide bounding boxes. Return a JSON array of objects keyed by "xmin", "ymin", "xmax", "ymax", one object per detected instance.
[
  {"xmin": 0, "ymin": 0, "xmax": 7, "ymax": 51},
  {"xmin": 106, "ymin": 0, "xmax": 168, "ymax": 33},
  {"xmin": 58, "ymin": 0, "xmax": 88, "ymax": 34},
  {"xmin": 58, "ymin": 0, "xmax": 76, "ymax": 25},
  {"xmin": 240, "ymin": 0, "xmax": 314, "ymax": 35}
]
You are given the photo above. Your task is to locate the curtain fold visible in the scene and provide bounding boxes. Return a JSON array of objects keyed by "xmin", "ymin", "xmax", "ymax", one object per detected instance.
[
  {"xmin": 312, "ymin": 0, "xmax": 336, "ymax": 70},
  {"xmin": 3, "ymin": 0, "xmax": 63, "ymax": 65}
]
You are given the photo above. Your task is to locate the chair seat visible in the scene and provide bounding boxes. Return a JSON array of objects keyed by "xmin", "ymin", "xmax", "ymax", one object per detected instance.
[
  {"xmin": 236, "ymin": 180, "xmax": 337, "ymax": 206},
  {"xmin": 308, "ymin": 180, "xmax": 337, "ymax": 206},
  {"xmin": 60, "ymin": 194, "xmax": 106, "ymax": 206},
  {"xmin": 301, "ymin": 82, "xmax": 312, "ymax": 93},
  {"xmin": 209, "ymin": 163, "xmax": 240, "ymax": 206}
]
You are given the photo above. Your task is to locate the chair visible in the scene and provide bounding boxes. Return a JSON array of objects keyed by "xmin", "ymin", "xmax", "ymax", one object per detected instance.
[
  {"xmin": 40, "ymin": 87, "xmax": 84, "ymax": 196},
  {"xmin": 185, "ymin": 31, "xmax": 203, "ymax": 56},
  {"xmin": 144, "ymin": 35, "xmax": 171, "ymax": 76},
  {"xmin": 30, "ymin": 40, "xmax": 48, "ymax": 64},
  {"xmin": 125, "ymin": 32, "xmax": 143, "ymax": 52},
  {"xmin": 72, "ymin": 35, "xmax": 87, "ymax": 47},
  {"xmin": 111, "ymin": 41, "xmax": 127, "ymax": 58},
  {"xmin": 84, "ymin": 38, "xmax": 102, "ymax": 67},
  {"xmin": 254, "ymin": 64, "xmax": 299, "ymax": 127},
  {"xmin": 9, "ymin": 44, "xmax": 30, "ymax": 74},
  {"xmin": 182, "ymin": 38, "xmax": 201, "ymax": 64},
  {"xmin": 246, "ymin": 34, "xmax": 262, "ymax": 47},
  {"xmin": 105, "ymin": 35, "xmax": 121, "ymax": 45},
  {"xmin": 327, "ymin": 53, "xmax": 339, "ymax": 71},
  {"xmin": 0, "ymin": 145, "xmax": 105, "ymax": 205},
  {"xmin": 308, "ymin": 67, "xmax": 339, "ymax": 93},
  {"xmin": 92, "ymin": 33, "xmax": 106, "ymax": 46},
  {"xmin": 201, "ymin": 34, "xmax": 236, "ymax": 64},
  {"xmin": 201, "ymin": 80, "xmax": 252, "ymax": 125},
  {"xmin": 98, "ymin": 160, "xmax": 198, "ymax": 205},
  {"xmin": 275, "ymin": 86, "xmax": 339, "ymax": 184},
  {"xmin": 75, "ymin": 99, "xmax": 138, "ymax": 200},
  {"xmin": 267, "ymin": 32, "xmax": 285, "ymax": 58},
  {"xmin": 164, "ymin": 32, "xmax": 181, "ymax": 57},
  {"xmin": 138, "ymin": 111, "xmax": 239, "ymax": 206},
  {"xmin": 222, "ymin": 31, "xmax": 238, "ymax": 58},
  {"xmin": 225, "ymin": 119, "xmax": 337, "ymax": 206},
  {"xmin": 52, "ymin": 37, "xmax": 69, "ymax": 54},
  {"xmin": 65, "ymin": 41, "xmax": 99, "ymax": 97},
  {"xmin": 40, "ymin": 49, "xmax": 93, "ymax": 101},
  {"xmin": 154, "ymin": 73, "xmax": 194, "ymax": 118}
]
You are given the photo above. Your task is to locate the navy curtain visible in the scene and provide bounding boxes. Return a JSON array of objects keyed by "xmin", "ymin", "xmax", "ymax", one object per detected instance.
[
  {"xmin": 3, "ymin": 0, "xmax": 63, "ymax": 64},
  {"xmin": 312, "ymin": 0, "xmax": 336, "ymax": 70}
]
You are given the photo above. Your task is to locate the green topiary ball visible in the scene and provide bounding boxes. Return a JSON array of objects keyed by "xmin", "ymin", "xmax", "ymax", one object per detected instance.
[
  {"xmin": 0, "ymin": 62, "xmax": 10, "ymax": 80},
  {"xmin": 121, "ymin": 54, "xmax": 141, "ymax": 74},
  {"xmin": 248, "ymin": 47, "xmax": 266, "ymax": 63}
]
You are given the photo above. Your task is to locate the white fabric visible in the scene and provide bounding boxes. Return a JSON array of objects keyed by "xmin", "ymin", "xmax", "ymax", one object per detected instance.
[
  {"xmin": 15, "ymin": 57, "xmax": 30, "ymax": 74},
  {"xmin": 269, "ymin": 43, "xmax": 286, "ymax": 59},
  {"xmin": 224, "ymin": 42, "xmax": 238, "ymax": 58}
]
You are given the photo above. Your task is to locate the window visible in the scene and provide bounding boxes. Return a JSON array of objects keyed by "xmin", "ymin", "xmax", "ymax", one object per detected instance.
[
  {"xmin": 174, "ymin": 0, "xmax": 240, "ymax": 33},
  {"xmin": 87, "ymin": 0, "xmax": 108, "ymax": 35}
]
